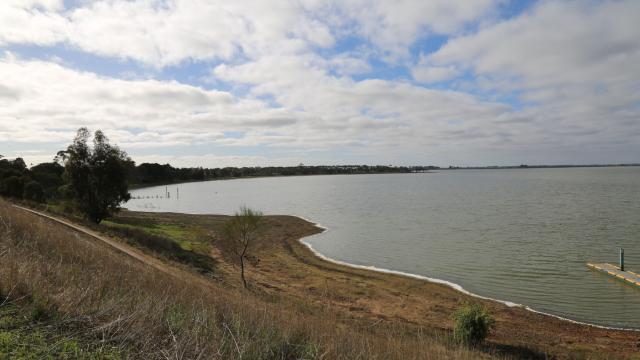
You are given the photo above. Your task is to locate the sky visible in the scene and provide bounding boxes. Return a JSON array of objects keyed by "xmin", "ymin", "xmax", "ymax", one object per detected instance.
[{"xmin": 0, "ymin": 0, "xmax": 639, "ymax": 168}]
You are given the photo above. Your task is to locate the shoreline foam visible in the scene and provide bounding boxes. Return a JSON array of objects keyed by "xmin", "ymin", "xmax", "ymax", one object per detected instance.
[
  {"xmin": 124, "ymin": 195, "xmax": 640, "ymax": 333},
  {"xmin": 296, "ymin": 216, "xmax": 639, "ymax": 333}
]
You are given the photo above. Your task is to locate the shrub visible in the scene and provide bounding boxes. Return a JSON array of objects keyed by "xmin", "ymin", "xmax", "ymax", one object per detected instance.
[
  {"xmin": 453, "ymin": 303, "xmax": 495, "ymax": 347},
  {"xmin": 23, "ymin": 181, "xmax": 45, "ymax": 203},
  {"xmin": 0, "ymin": 176, "xmax": 26, "ymax": 199}
]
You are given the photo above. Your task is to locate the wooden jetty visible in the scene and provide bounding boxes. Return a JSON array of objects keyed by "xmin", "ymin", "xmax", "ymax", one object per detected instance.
[{"xmin": 587, "ymin": 263, "xmax": 640, "ymax": 287}]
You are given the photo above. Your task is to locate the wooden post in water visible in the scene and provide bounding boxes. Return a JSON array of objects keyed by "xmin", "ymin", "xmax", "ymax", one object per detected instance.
[
  {"xmin": 177, "ymin": 187, "xmax": 179, "ymax": 199},
  {"xmin": 620, "ymin": 248, "xmax": 625, "ymax": 271}
]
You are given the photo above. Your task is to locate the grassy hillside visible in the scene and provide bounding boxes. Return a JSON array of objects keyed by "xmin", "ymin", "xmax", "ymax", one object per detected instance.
[
  {"xmin": 0, "ymin": 200, "xmax": 488, "ymax": 359},
  {"xmin": 3, "ymin": 200, "xmax": 637, "ymax": 359},
  {"xmin": 0, "ymin": 300, "xmax": 122, "ymax": 359},
  {"xmin": 103, "ymin": 211, "xmax": 639, "ymax": 359}
]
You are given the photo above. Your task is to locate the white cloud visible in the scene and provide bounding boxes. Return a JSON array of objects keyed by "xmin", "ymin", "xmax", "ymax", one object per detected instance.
[
  {"xmin": 422, "ymin": 0, "xmax": 640, "ymax": 160},
  {"xmin": 1, "ymin": 0, "xmax": 639, "ymax": 166},
  {"xmin": 66, "ymin": 0, "xmax": 337, "ymax": 67},
  {"xmin": 1, "ymin": 54, "xmax": 541, "ymax": 166},
  {"xmin": 328, "ymin": 54, "xmax": 371, "ymax": 75},
  {"xmin": 412, "ymin": 64, "xmax": 459, "ymax": 83},
  {"xmin": 131, "ymin": 154, "xmax": 304, "ymax": 168},
  {"xmin": 213, "ymin": 53, "xmax": 530, "ymax": 152},
  {"xmin": 7, "ymin": 0, "xmax": 64, "ymax": 10},
  {"xmin": 0, "ymin": 1, "xmax": 69, "ymax": 46},
  {"xmin": 0, "ymin": 0, "xmax": 499, "ymax": 67},
  {"xmin": 0, "ymin": 56, "xmax": 305, "ymax": 147},
  {"xmin": 325, "ymin": 0, "xmax": 499, "ymax": 59},
  {"xmin": 430, "ymin": 1, "xmax": 640, "ymax": 98}
]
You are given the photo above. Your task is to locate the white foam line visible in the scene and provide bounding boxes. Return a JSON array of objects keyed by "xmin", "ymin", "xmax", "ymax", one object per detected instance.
[
  {"xmin": 123, "ymin": 198, "xmax": 639, "ymax": 333},
  {"xmin": 296, "ymin": 215, "xmax": 329, "ymax": 231},
  {"xmin": 294, "ymin": 216, "xmax": 640, "ymax": 333}
]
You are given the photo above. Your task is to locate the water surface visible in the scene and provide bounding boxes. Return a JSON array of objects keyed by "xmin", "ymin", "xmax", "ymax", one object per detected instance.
[{"xmin": 127, "ymin": 167, "xmax": 640, "ymax": 329}]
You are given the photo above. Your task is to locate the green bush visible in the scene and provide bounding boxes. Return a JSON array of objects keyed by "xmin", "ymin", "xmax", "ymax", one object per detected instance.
[
  {"xmin": 453, "ymin": 303, "xmax": 494, "ymax": 346},
  {"xmin": 0, "ymin": 176, "xmax": 26, "ymax": 199},
  {"xmin": 23, "ymin": 181, "xmax": 45, "ymax": 203}
]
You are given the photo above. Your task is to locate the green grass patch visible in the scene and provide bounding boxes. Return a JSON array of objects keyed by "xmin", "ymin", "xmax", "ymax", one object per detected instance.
[
  {"xmin": 103, "ymin": 219, "xmax": 206, "ymax": 252},
  {"xmin": 0, "ymin": 302, "xmax": 122, "ymax": 360},
  {"xmin": 100, "ymin": 217, "xmax": 216, "ymax": 274}
]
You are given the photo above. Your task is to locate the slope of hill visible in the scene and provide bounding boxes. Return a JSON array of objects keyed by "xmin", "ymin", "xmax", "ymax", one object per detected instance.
[
  {"xmin": 0, "ymin": 200, "xmax": 488, "ymax": 359},
  {"xmin": 2, "ymin": 200, "xmax": 638, "ymax": 359}
]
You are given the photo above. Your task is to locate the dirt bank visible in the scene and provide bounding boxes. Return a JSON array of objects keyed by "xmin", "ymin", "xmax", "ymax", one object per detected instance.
[
  {"xmin": 17, "ymin": 205, "xmax": 640, "ymax": 358},
  {"xmin": 109, "ymin": 210, "xmax": 640, "ymax": 358}
]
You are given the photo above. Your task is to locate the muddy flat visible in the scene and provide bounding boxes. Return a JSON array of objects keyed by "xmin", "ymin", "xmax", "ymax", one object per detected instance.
[
  {"xmin": 19, "ymin": 206, "xmax": 640, "ymax": 358},
  {"xmin": 110, "ymin": 210, "xmax": 640, "ymax": 359}
]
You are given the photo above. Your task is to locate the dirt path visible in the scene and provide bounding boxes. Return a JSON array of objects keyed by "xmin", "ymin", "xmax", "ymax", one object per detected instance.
[
  {"xmin": 15, "ymin": 206, "xmax": 640, "ymax": 358},
  {"xmin": 12, "ymin": 205, "xmax": 219, "ymax": 291}
]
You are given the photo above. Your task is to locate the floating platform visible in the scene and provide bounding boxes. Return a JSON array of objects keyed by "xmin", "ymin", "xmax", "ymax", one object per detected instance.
[{"xmin": 587, "ymin": 263, "xmax": 640, "ymax": 287}]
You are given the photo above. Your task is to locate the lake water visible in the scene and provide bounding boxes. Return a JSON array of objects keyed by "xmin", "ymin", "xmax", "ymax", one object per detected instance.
[{"xmin": 126, "ymin": 167, "xmax": 640, "ymax": 329}]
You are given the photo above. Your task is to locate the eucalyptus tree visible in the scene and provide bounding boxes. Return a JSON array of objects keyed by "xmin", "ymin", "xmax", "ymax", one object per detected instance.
[{"xmin": 58, "ymin": 128, "xmax": 132, "ymax": 223}]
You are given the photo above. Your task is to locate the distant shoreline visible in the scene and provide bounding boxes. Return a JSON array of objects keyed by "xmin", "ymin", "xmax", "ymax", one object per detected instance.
[
  {"xmin": 13, "ymin": 200, "xmax": 639, "ymax": 357},
  {"xmin": 129, "ymin": 164, "xmax": 639, "ymax": 190},
  {"xmin": 439, "ymin": 163, "xmax": 640, "ymax": 170}
]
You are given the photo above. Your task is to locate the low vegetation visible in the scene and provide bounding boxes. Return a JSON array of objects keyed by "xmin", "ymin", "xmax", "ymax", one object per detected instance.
[
  {"xmin": 0, "ymin": 200, "xmax": 489, "ymax": 359},
  {"xmin": 1, "ymin": 122, "xmax": 636, "ymax": 358},
  {"xmin": 3, "ymin": 200, "xmax": 639, "ymax": 358},
  {"xmin": 0, "ymin": 299, "xmax": 122, "ymax": 359},
  {"xmin": 101, "ymin": 219, "xmax": 217, "ymax": 274},
  {"xmin": 223, "ymin": 206, "xmax": 264, "ymax": 288},
  {"xmin": 453, "ymin": 303, "xmax": 495, "ymax": 347}
]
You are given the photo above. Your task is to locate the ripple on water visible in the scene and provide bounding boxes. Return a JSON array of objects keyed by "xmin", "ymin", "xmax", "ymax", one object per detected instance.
[{"xmin": 127, "ymin": 167, "xmax": 640, "ymax": 329}]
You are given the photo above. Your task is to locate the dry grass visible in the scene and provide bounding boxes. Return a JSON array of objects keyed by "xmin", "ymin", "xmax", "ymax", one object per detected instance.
[
  {"xmin": 0, "ymin": 199, "xmax": 491, "ymax": 359},
  {"xmin": 106, "ymin": 211, "xmax": 639, "ymax": 359}
]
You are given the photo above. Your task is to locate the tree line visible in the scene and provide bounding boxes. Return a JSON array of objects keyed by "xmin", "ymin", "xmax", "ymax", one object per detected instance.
[
  {"xmin": 130, "ymin": 163, "xmax": 437, "ymax": 186},
  {"xmin": 0, "ymin": 156, "xmax": 64, "ymax": 203},
  {"xmin": 1, "ymin": 128, "xmax": 436, "ymax": 223},
  {"xmin": 1, "ymin": 128, "xmax": 132, "ymax": 223}
]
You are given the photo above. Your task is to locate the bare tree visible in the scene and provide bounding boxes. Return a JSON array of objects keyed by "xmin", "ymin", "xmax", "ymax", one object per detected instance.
[{"xmin": 223, "ymin": 206, "xmax": 263, "ymax": 288}]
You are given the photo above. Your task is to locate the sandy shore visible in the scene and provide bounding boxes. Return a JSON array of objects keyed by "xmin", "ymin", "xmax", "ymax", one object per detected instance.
[
  {"xmin": 263, "ymin": 216, "xmax": 640, "ymax": 358},
  {"xmin": 113, "ymin": 210, "xmax": 640, "ymax": 358}
]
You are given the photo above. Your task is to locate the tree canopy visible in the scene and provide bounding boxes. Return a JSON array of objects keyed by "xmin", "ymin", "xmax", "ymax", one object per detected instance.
[
  {"xmin": 0, "ymin": 157, "xmax": 51, "ymax": 201},
  {"xmin": 59, "ymin": 128, "xmax": 133, "ymax": 223},
  {"xmin": 127, "ymin": 163, "xmax": 432, "ymax": 186}
]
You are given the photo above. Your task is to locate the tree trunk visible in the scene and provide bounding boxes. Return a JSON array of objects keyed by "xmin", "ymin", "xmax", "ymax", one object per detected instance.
[
  {"xmin": 239, "ymin": 237, "xmax": 249, "ymax": 288},
  {"xmin": 239, "ymin": 256, "xmax": 247, "ymax": 288}
]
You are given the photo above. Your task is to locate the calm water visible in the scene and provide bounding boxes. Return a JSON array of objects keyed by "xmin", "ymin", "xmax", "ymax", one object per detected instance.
[{"xmin": 126, "ymin": 167, "xmax": 640, "ymax": 329}]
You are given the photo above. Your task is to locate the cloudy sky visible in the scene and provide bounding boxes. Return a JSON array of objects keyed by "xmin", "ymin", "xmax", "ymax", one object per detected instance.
[{"xmin": 1, "ymin": 0, "xmax": 639, "ymax": 167}]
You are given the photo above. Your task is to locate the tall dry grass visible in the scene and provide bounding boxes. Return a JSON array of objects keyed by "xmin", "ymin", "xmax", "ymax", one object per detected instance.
[{"xmin": 0, "ymin": 199, "xmax": 491, "ymax": 359}]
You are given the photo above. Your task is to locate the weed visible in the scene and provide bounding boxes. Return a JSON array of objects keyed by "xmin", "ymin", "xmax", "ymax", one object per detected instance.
[{"xmin": 453, "ymin": 303, "xmax": 495, "ymax": 347}]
